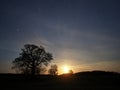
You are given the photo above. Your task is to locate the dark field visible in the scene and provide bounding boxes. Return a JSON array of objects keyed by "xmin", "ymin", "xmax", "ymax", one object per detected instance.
[{"xmin": 0, "ymin": 71, "xmax": 120, "ymax": 90}]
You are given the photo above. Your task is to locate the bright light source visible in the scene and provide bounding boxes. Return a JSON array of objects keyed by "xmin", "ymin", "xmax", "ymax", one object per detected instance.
[{"xmin": 63, "ymin": 65, "xmax": 69, "ymax": 73}]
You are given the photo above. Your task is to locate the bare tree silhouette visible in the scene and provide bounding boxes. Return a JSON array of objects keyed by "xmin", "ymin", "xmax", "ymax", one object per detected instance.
[{"xmin": 12, "ymin": 44, "xmax": 53, "ymax": 75}]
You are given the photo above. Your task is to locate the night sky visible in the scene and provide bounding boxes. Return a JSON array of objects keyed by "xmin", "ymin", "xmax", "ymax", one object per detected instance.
[{"xmin": 0, "ymin": 0, "xmax": 120, "ymax": 74}]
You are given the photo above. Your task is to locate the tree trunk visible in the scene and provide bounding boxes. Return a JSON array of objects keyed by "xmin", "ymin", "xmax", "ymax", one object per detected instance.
[{"xmin": 31, "ymin": 60, "xmax": 35, "ymax": 76}]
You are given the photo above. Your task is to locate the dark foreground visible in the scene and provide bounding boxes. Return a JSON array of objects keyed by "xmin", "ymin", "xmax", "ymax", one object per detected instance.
[{"xmin": 0, "ymin": 71, "xmax": 120, "ymax": 90}]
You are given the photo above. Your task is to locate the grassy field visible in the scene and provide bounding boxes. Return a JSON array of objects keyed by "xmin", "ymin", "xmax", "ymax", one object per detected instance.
[{"xmin": 0, "ymin": 71, "xmax": 120, "ymax": 90}]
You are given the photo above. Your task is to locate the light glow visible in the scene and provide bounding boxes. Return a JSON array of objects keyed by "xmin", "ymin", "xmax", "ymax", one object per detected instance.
[{"xmin": 63, "ymin": 65, "xmax": 70, "ymax": 73}]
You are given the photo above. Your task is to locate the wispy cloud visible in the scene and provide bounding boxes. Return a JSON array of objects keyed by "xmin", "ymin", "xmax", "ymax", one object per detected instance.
[{"xmin": 73, "ymin": 60, "xmax": 120, "ymax": 73}]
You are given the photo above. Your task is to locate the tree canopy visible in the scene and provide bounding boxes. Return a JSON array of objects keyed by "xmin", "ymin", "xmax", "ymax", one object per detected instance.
[{"xmin": 12, "ymin": 44, "xmax": 53, "ymax": 75}]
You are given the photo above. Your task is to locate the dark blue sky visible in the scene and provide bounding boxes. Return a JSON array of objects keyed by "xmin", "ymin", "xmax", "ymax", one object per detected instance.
[{"xmin": 0, "ymin": 0, "xmax": 120, "ymax": 73}]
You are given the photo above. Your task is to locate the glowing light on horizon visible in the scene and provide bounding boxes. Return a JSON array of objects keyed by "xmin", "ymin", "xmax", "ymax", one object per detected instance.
[{"xmin": 63, "ymin": 65, "xmax": 70, "ymax": 73}]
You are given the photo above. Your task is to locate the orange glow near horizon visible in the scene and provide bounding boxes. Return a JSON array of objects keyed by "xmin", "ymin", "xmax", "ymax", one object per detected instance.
[{"xmin": 63, "ymin": 65, "xmax": 70, "ymax": 74}]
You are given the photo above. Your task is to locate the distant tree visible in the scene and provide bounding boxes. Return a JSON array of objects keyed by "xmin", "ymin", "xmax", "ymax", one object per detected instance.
[
  {"xmin": 68, "ymin": 69, "xmax": 73, "ymax": 74},
  {"xmin": 12, "ymin": 44, "xmax": 53, "ymax": 75},
  {"xmin": 48, "ymin": 64, "xmax": 58, "ymax": 75}
]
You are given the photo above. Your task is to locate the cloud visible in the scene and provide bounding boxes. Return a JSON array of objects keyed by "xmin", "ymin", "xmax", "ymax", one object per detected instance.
[{"xmin": 73, "ymin": 60, "xmax": 120, "ymax": 73}]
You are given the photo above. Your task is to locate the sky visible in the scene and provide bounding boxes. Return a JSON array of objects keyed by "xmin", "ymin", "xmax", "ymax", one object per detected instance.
[{"xmin": 0, "ymin": 0, "xmax": 120, "ymax": 74}]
